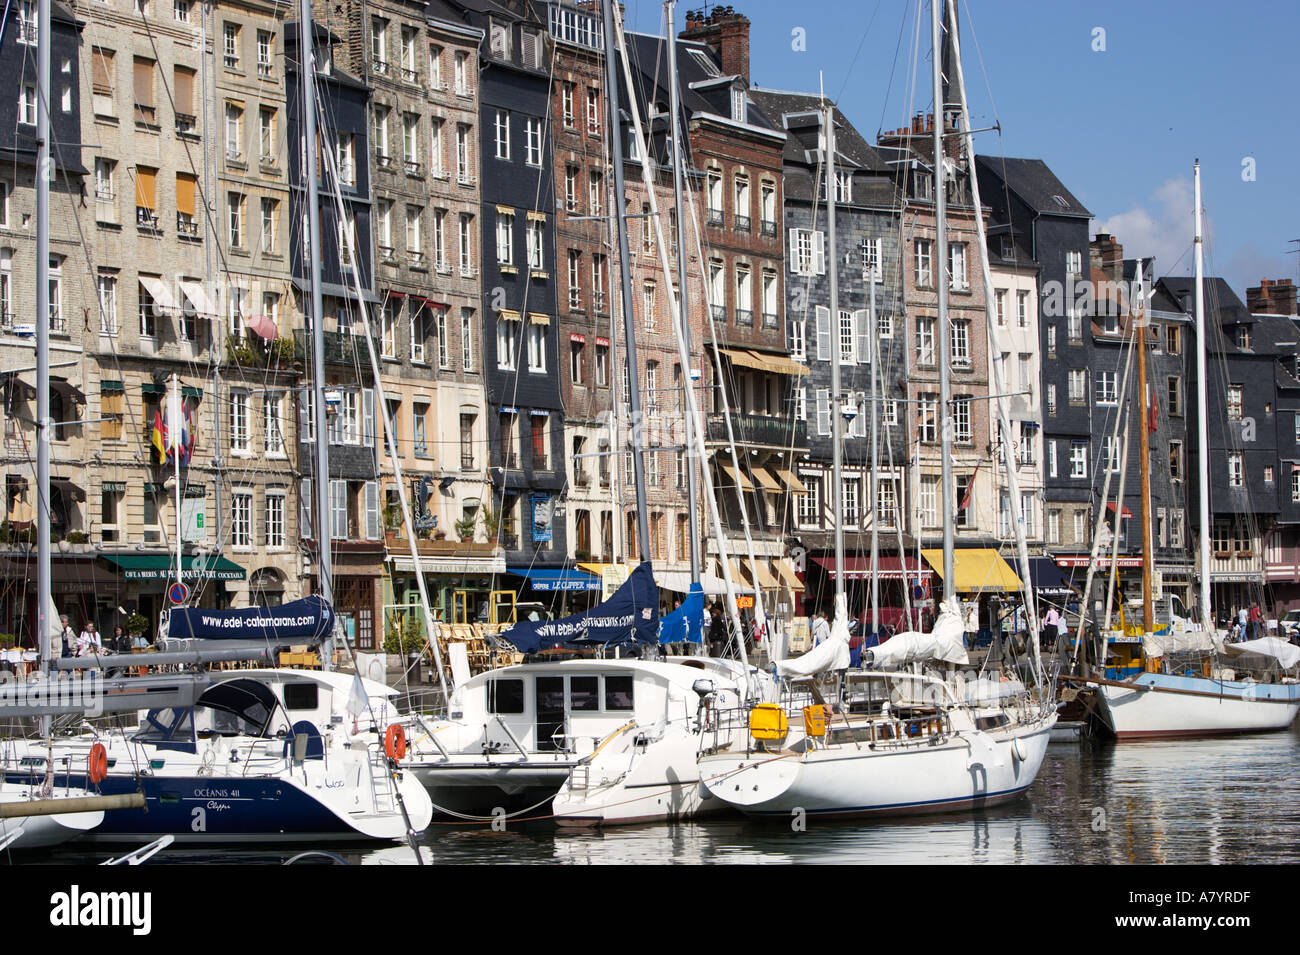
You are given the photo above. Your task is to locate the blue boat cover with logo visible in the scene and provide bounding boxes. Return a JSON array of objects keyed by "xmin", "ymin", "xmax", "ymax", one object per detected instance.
[
  {"xmin": 501, "ymin": 563, "xmax": 660, "ymax": 654},
  {"xmin": 166, "ymin": 595, "xmax": 336, "ymax": 642},
  {"xmin": 658, "ymin": 583, "xmax": 704, "ymax": 644}
]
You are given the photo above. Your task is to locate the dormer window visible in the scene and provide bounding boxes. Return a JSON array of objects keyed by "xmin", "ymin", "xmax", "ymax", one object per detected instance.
[
  {"xmin": 1236, "ymin": 325, "xmax": 1251, "ymax": 350},
  {"xmin": 730, "ymin": 87, "xmax": 745, "ymax": 123},
  {"xmin": 490, "ymin": 22, "xmax": 510, "ymax": 60},
  {"xmin": 913, "ymin": 170, "xmax": 932, "ymax": 201}
]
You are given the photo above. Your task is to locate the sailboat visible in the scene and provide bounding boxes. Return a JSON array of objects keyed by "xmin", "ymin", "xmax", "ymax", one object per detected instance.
[
  {"xmin": 694, "ymin": 0, "xmax": 1056, "ymax": 819},
  {"xmin": 1088, "ymin": 162, "xmax": 1300, "ymax": 739}
]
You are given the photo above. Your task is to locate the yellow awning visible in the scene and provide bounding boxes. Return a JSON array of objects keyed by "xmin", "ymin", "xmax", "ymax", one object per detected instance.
[
  {"xmin": 921, "ymin": 548, "xmax": 1022, "ymax": 593},
  {"xmin": 728, "ymin": 560, "xmax": 753, "ymax": 587},
  {"xmin": 718, "ymin": 347, "xmax": 809, "ymax": 377},
  {"xmin": 498, "ymin": 309, "xmax": 521, "ymax": 321},
  {"xmin": 754, "ymin": 560, "xmax": 780, "ymax": 589},
  {"xmin": 576, "ymin": 562, "xmax": 613, "ymax": 576},
  {"xmin": 776, "ymin": 559, "xmax": 805, "ymax": 592},
  {"xmin": 718, "ymin": 462, "xmax": 753, "ymax": 491},
  {"xmin": 774, "ymin": 467, "xmax": 806, "ymax": 493},
  {"xmin": 750, "ymin": 466, "xmax": 782, "ymax": 492},
  {"xmin": 528, "ymin": 312, "xmax": 550, "ymax": 325}
]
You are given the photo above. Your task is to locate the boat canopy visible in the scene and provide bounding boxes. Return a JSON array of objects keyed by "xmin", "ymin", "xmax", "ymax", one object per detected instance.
[
  {"xmin": 165, "ymin": 595, "xmax": 336, "ymax": 642},
  {"xmin": 659, "ymin": 583, "xmax": 704, "ymax": 644},
  {"xmin": 1222, "ymin": 637, "xmax": 1300, "ymax": 669},
  {"xmin": 500, "ymin": 563, "xmax": 660, "ymax": 654},
  {"xmin": 1142, "ymin": 628, "xmax": 1219, "ymax": 658}
]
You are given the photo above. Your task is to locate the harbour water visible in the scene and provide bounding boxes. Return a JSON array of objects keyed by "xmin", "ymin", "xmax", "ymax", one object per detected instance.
[{"xmin": 28, "ymin": 724, "xmax": 1300, "ymax": 865}]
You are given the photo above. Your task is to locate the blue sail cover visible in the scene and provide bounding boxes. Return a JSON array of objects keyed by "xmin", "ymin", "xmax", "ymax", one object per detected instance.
[
  {"xmin": 166, "ymin": 596, "xmax": 336, "ymax": 642},
  {"xmin": 502, "ymin": 563, "xmax": 660, "ymax": 654},
  {"xmin": 659, "ymin": 583, "xmax": 704, "ymax": 644}
]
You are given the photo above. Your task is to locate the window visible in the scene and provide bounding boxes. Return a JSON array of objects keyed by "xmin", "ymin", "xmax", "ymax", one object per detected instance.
[
  {"xmin": 1017, "ymin": 291, "xmax": 1029, "ymax": 327},
  {"xmin": 459, "ymin": 213, "xmax": 474, "ymax": 275},
  {"xmin": 231, "ymin": 491, "xmax": 253, "ymax": 548},
  {"xmin": 381, "ymin": 300, "xmax": 398, "ymax": 358},
  {"xmin": 861, "ymin": 237, "xmax": 882, "ymax": 282},
  {"xmin": 949, "ymin": 243, "xmax": 968, "ymax": 290},
  {"xmin": 1073, "ymin": 511, "xmax": 1086, "ymax": 543},
  {"xmin": 257, "ymin": 31, "xmax": 273, "ymax": 77},
  {"xmin": 1293, "ymin": 470, "xmax": 1300, "ymax": 503},
  {"xmin": 17, "ymin": 0, "xmax": 36, "ymax": 43},
  {"xmin": 494, "ymin": 110, "xmax": 510, "ymax": 159},
  {"xmin": 527, "ymin": 219, "xmax": 544, "ymax": 270},
  {"xmin": 833, "ymin": 169, "xmax": 851, "ymax": 204},
  {"xmin": 227, "ymin": 192, "xmax": 244, "ymax": 247},
  {"xmin": 1228, "ymin": 452, "xmax": 1243, "ymax": 488},
  {"xmin": 527, "ymin": 317, "xmax": 547, "ymax": 372},
  {"xmin": 787, "ymin": 474, "xmax": 817, "ymax": 529},
  {"xmin": 403, "ymin": 113, "xmax": 419, "ymax": 166},
  {"xmin": 412, "ymin": 402, "xmax": 428, "ymax": 456},
  {"xmin": 96, "ymin": 272, "xmax": 117, "ymax": 334},
  {"xmin": 995, "ymin": 289, "xmax": 1007, "ymax": 326},
  {"xmin": 588, "ymin": 170, "xmax": 603, "ymax": 216},
  {"xmin": 138, "ymin": 278, "xmax": 159, "ymax": 338},
  {"xmin": 1169, "ymin": 440, "xmax": 1183, "ymax": 481},
  {"xmin": 571, "ymin": 336, "xmax": 586, "ymax": 385},
  {"xmin": 530, "ymin": 415, "xmax": 549, "ymax": 470},
  {"xmin": 18, "ymin": 84, "xmax": 36, "ymax": 125},
  {"xmin": 916, "ymin": 316, "xmax": 936, "ymax": 365},
  {"xmin": 877, "ymin": 479, "xmax": 897, "ymax": 528},
  {"xmin": 920, "ymin": 476, "xmax": 940, "ymax": 528},
  {"xmin": 734, "ymin": 174, "xmax": 751, "ymax": 230},
  {"xmin": 1167, "ymin": 377, "xmax": 1182, "ymax": 416},
  {"xmin": 562, "ymin": 82, "xmax": 575, "ymax": 127},
  {"xmin": 454, "ymin": 51, "xmax": 471, "ymax": 95},
  {"xmin": 592, "ymin": 254, "xmax": 607, "ymax": 311},
  {"xmin": 495, "ymin": 210, "xmax": 514, "ymax": 265},
  {"xmin": 952, "ymin": 397, "xmax": 971, "ymax": 443},
  {"xmin": 260, "ymin": 198, "xmax": 277, "ymax": 253},
  {"xmin": 496, "ymin": 316, "xmax": 516, "ymax": 370},
  {"xmin": 456, "ymin": 124, "xmax": 471, "ymax": 182},
  {"xmin": 595, "ymin": 341, "xmax": 609, "ymax": 387},
  {"xmin": 1236, "ymin": 325, "xmax": 1251, "ymax": 350},
  {"xmin": 915, "ymin": 239, "xmax": 933, "ymax": 287},
  {"xmin": 264, "ymin": 392, "xmax": 284, "ymax": 456},
  {"xmin": 461, "ymin": 308, "xmax": 474, "ymax": 371},
  {"xmin": 426, "ymin": 118, "xmax": 445, "ymax": 177},
  {"xmin": 1102, "ymin": 434, "xmax": 1120, "ymax": 472},
  {"xmin": 762, "ymin": 271, "xmax": 778, "ymax": 328},
  {"xmin": 223, "ymin": 23, "xmax": 240, "ymax": 69},
  {"xmin": 370, "ymin": 17, "xmax": 388, "ymax": 67},
  {"xmin": 1096, "ymin": 370, "xmax": 1117, "ymax": 404},
  {"xmin": 400, "ymin": 25, "xmax": 418, "ymax": 79},
  {"xmin": 1047, "ymin": 509, "xmax": 1061, "ymax": 544},
  {"xmin": 787, "ymin": 317, "xmax": 806, "ymax": 361},
  {"xmin": 1070, "ymin": 441, "xmax": 1087, "ymax": 479},
  {"xmin": 407, "ymin": 205, "xmax": 423, "ymax": 260},
  {"xmin": 838, "ymin": 309, "xmax": 855, "ymax": 364},
  {"xmin": 1166, "ymin": 325, "xmax": 1181, "ymax": 354},
  {"xmin": 951, "ymin": 320, "xmax": 971, "ymax": 367},
  {"xmin": 266, "ymin": 492, "xmax": 285, "ymax": 549},
  {"xmin": 525, "ymin": 118, "xmax": 542, "ymax": 165},
  {"xmin": 459, "ymin": 413, "xmax": 476, "ymax": 470},
  {"xmin": 760, "ymin": 182, "xmax": 776, "ymax": 233},
  {"xmin": 643, "ymin": 281, "xmax": 657, "ymax": 330},
  {"xmin": 336, "ymin": 131, "xmax": 355, "ymax": 184},
  {"xmin": 1048, "ymin": 440, "xmax": 1057, "ymax": 478},
  {"xmin": 842, "ymin": 477, "xmax": 859, "ymax": 526},
  {"xmin": 1227, "ymin": 385, "xmax": 1243, "ymax": 421},
  {"xmin": 1069, "ymin": 369, "xmax": 1086, "ymax": 403},
  {"xmin": 1068, "ymin": 309, "xmax": 1082, "ymax": 342},
  {"xmin": 258, "ymin": 107, "xmax": 276, "ymax": 161},
  {"xmin": 918, "ymin": 393, "xmax": 938, "ymax": 444},
  {"xmin": 1047, "ymin": 325, "xmax": 1057, "ymax": 355},
  {"xmin": 373, "ymin": 106, "xmax": 390, "ymax": 160},
  {"xmin": 1265, "ymin": 465, "xmax": 1275, "ymax": 484},
  {"xmin": 789, "ymin": 228, "xmax": 824, "ymax": 276},
  {"xmin": 567, "ymin": 249, "xmax": 582, "ymax": 309},
  {"xmin": 735, "ymin": 267, "xmax": 752, "ymax": 325},
  {"xmin": 586, "ymin": 86, "xmax": 601, "ymax": 135},
  {"xmin": 1066, "ymin": 249, "xmax": 1082, "ymax": 277},
  {"xmin": 229, "ymin": 390, "xmax": 250, "ymax": 453}
]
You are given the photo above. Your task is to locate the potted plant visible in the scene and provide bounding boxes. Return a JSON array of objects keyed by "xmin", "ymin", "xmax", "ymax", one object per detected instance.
[
  {"xmin": 0, "ymin": 633, "xmax": 16, "ymax": 649},
  {"xmin": 383, "ymin": 503, "xmax": 402, "ymax": 538},
  {"xmin": 66, "ymin": 530, "xmax": 90, "ymax": 553},
  {"xmin": 126, "ymin": 612, "xmax": 149, "ymax": 638},
  {"xmin": 454, "ymin": 514, "xmax": 477, "ymax": 542},
  {"xmin": 480, "ymin": 506, "xmax": 501, "ymax": 545},
  {"xmin": 271, "ymin": 336, "xmax": 297, "ymax": 367}
]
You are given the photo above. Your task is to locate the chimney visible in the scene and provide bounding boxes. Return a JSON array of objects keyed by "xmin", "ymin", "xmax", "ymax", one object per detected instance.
[
  {"xmin": 1090, "ymin": 232, "xmax": 1124, "ymax": 281},
  {"xmin": 1247, "ymin": 278, "xmax": 1298, "ymax": 316},
  {"xmin": 680, "ymin": 6, "xmax": 751, "ymax": 84}
]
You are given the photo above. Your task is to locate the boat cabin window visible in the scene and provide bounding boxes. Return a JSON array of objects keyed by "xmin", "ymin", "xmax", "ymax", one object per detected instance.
[
  {"xmin": 604, "ymin": 675, "xmax": 634, "ymax": 711},
  {"xmin": 569, "ymin": 676, "xmax": 599, "ymax": 711},
  {"xmin": 487, "ymin": 678, "xmax": 525, "ymax": 714},
  {"xmin": 283, "ymin": 682, "xmax": 319, "ymax": 711},
  {"xmin": 132, "ymin": 706, "xmax": 197, "ymax": 753}
]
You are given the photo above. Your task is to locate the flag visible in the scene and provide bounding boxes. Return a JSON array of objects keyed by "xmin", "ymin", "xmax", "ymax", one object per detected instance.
[
  {"xmin": 959, "ymin": 461, "xmax": 982, "ymax": 512},
  {"xmin": 1148, "ymin": 385, "xmax": 1159, "ymax": 435},
  {"xmin": 151, "ymin": 411, "xmax": 167, "ymax": 464}
]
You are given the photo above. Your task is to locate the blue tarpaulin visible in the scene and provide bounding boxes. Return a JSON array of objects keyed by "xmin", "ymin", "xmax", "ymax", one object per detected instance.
[
  {"xmin": 659, "ymin": 583, "xmax": 704, "ymax": 644},
  {"xmin": 501, "ymin": 563, "xmax": 660, "ymax": 654},
  {"xmin": 165, "ymin": 595, "xmax": 336, "ymax": 642}
]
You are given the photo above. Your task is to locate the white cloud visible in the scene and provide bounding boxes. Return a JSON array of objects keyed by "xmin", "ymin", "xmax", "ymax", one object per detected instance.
[{"xmin": 1097, "ymin": 177, "xmax": 1198, "ymax": 278}]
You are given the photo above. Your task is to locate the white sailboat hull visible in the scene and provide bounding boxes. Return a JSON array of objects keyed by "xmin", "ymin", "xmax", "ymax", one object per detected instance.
[
  {"xmin": 697, "ymin": 715, "xmax": 1055, "ymax": 819},
  {"xmin": 1093, "ymin": 673, "xmax": 1300, "ymax": 740},
  {"xmin": 0, "ymin": 791, "xmax": 102, "ymax": 848}
]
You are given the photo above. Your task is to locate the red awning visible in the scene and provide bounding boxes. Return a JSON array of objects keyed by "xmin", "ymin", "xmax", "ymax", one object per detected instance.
[
  {"xmin": 1106, "ymin": 502, "xmax": 1133, "ymax": 518},
  {"xmin": 811, "ymin": 556, "xmax": 935, "ymax": 581}
]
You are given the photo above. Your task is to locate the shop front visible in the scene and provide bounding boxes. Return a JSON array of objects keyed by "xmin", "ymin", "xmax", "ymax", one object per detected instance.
[{"xmin": 98, "ymin": 551, "xmax": 247, "ymax": 643}]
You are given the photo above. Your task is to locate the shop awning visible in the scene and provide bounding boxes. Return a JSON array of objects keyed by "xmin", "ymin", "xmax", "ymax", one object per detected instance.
[
  {"xmin": 750, "ymin": 467, "xmax": 782, "ymax": 492},
  {"xmin": 728, "ymin": 560, "xmax": 754, "ymax": 587},
  {"xmin": 776, "ymin": 559, "xmax": 804, "ymax": 592},
  {"xmin": 812, "ymin": 556, "xmax": 934, "ymax": 581},
  {"xmin": 656, "ymin": 570, "xmax": 753, "ymax": 596},
  {"xmin": 178, "ymin": 279, "xmax": 218, "ymax": 316},
  {"xmin": 921, "ymin": 549, "xmax": 1022, "ymax": 592},
  {"xmin": 753, "ymin": 560, "xmax": 780, "ymax": 589},
  {"xmin": 49, "ymin": 477, "xmax": 85, "ymax": 502},
  {"xmin": 390, "ymin": 554, "xmax": 506, "ymax": 575},
  {"xmin": 774, "ymin": 467, "xmax": 806, "ymax": 493},
  {"xmin": 1106, "ymin": 502, "xmax": 1133, "ymax": 519},
  {"xmin": 100, "ymin": 553, "xmax": 247, "ymax": 582},
  {"xmin": 1008, "ymin": 557, "xmax": 1078, "ymax": 597},
  {"xmin": 718, "ymin": 347, "xmax": 809, "ymax": 377},
  {"xmin": 505, "ymin": 566, "xmax": 600, "ymax": 592},
  {"xmin": 718, "ymin": 462, "xmax": 754, "ymax": 491}
]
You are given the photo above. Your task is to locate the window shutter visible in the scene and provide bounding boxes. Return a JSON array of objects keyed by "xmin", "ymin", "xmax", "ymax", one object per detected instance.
[
  {"xmin": 362, "ymin": 387, "xmax": 376, "ymax": 449},
  {"xmin": 299, "ymin": 478, "xmax": 313, "ymax": 538},
  {"xmin": 92, "ymin": 49, "xmax": 113, "ymax": 93},
  {"xmin": 816, "ymin": 388, "xmax": 831, "ymax": 436},
  {"xmin": 855, "ymin": 309, "xmax": 871, "ymax": 364},
  {"xmin": 813, "ymin": 231, "xmax": 826, "ymax": 275},
  {"xmin": 298, "ymin": 394, "xmax": 313, "ymax": 444},
  {"xmin": 787, "ymin": 228, "xmax": 797, "ymax": 273},
  {"xmin": 330, "ymin": 480, "xmax": 347, "ymax": 539},
  {"xmin": 815, "ymin": 305, "xmax": 831, "ymax": 361},
  {"xmin": 174, "ymin": 67, "xmax": 194, "ymax": 114},
  {"xmin": 365, "ymin": 480, "xmax": 380, "ymax": 540},
  {"xmin": 135, "ymin": 167, "xmax": 157, "ymax": 211},
  {"xmin": 133, "ymin": 58, "xmax": 154, "ymax": 108},
  {"xmin": 175, "ymin": 173, "xmax": 196, "ymax": 218}
]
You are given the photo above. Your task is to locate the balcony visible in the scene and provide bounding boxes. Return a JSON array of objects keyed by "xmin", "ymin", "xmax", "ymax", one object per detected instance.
[
  {"xmin": 378, "ymin": 245, "xmax": 396, "ymax": 263},
  {"xmin": 760, "ymin": 219, "xmax": 777, "ymax": 237},
  {"xmin": 293, "ymin": 328, "xmax": 381, "ymax": 365},
  {"xmin": 575, "ymin": 466, "xmax": 590, "ymax": 486},
  {"xmin": 257, "ymin": 61, "xmax": 273, "ymax": 78},
  {"xmin": 176, "ymin": 214, "xmax": 200, "ymax": 239},
  {"xmin": 401, "ymin": 67, "xmax": 420, "ymax": 84},
  {"xmin": 734, "ymin": 214, "xmax": 751, "ymax": 232},
  {"xmin": 175, "ymin": 112, "xmax": 198, "ymax": 136},
  {"xmin": 762, "ymin": 311, "xmax": 779, "ymax": 329},
  {"xmin": 706, "ymin": 208, "xmax": 724, "ymax": 227},
  {"xmin": 372, "ymin": 60, "xmax": 390, "ymax": 76},
  {"xmin": 735, "ymin": 308, "xmax": 753, "ymax": 327},
  {"xmin": 710, "ymin": 304, "xmax": 726, "ymax": 323},
  {"xmin": 404, "ymin": 160, "xmax": 422, "ymax": 178},
  {"xmin": 461, "ymin": 450, "xmax": 475, "ymax": 470},
  {"xmin": 376, "ymin": 154, "xmax": 394, "ymax": 171},
  {"xmin": 134, "ymin": 103, "xmax": 158, "ymax": 128},
  {"xmin": 136, "ymin": 207, "xmax": 160, "ymax": 232},
  {"xmin": 408, "ymin": 251, "xmax": 426, "ymax": 269},
  {"xmin": 706, "ymin": 412, "xmax": 809, "ymax": 450}
]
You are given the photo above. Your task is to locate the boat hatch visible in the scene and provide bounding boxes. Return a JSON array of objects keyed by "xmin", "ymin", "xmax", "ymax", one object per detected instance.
[
  {"xmin": 197, "ymin": 679, "xmax": 280, "ymax": 737},
  {"xmin": 283, "ymin": 682, "xmax": 320, "ymax": 711},
  {"xmin": 18, "ymin": 756, "xmax": 45, "ymax": 767},
  {"xmin": 975, "ymin": 714, "xmax": 1010, "ymax": 730}
]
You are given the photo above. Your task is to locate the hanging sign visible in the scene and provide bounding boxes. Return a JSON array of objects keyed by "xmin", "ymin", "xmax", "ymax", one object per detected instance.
[{"xmin": 530, "ymin": 494, "xmax": 553, "ymax": 543}]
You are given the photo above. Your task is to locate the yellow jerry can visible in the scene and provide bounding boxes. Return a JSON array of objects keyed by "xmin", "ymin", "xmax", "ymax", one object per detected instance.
[
  {"xmin": 802, "ymin": 705, "xmax": 830, "ymax": 737},
  {"xmin": 748, "ymin": 703, "xmax": 789, "ymax": 741}
]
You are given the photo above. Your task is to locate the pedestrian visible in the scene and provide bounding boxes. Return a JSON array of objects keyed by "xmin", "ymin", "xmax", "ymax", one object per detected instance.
[
  {"xmin": 812, "ymin": 609, "xmax": 831, "ymax": 647},
  {"xmin": 708, "ymin": 605, "xmax": 727, "ymax": 657},
  {"xmin": 76, "ymin": 620, "xmax": 102, "ymax": 657},
  {"xmin": 1237, "ymin": 606, "xmax": 1248, "ymax": 641},
  {"xmin": 1041, "ymin": 605, "xmax": 1062, "ymax": 649},
  {"xmin": 58, "ymin": 615, "xmax": 75, "ymax": 659},
  {"xmin": 1249, "ymin": 602, "xmax": 1262, "ymax": 641},
  {"xmin": 112, "ymin": 625, "xmax": 131, "ymax": 654}
]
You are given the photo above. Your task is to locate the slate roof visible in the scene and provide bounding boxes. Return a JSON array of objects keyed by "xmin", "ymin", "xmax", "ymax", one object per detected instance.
[{"xmin": 975, "ymin": 155, "xmax": 1092, "ymax": 218}]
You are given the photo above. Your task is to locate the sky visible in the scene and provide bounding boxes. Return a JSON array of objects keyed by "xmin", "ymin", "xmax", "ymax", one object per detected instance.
[{"xmin": 620, "ymin": 0, "xmax": 1300, "ymax": 303}]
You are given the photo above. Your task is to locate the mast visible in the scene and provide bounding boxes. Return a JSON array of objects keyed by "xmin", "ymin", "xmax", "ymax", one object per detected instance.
[
  {"xmin": 600, "ymin": 0, "xmax": 650, "ymax": 558},
  {"xmin": 36, "ymin": 0, "xmax": 52, "ymax": 680},
  {"xmin": 1135, "ymin": 261, "xmax": 1155, "ymax": 638},
  {"xmin": 1193, "ymin": 160, "xmax": 1212, "ymax": 631},
  {"xmin": 825, "ymin": 101, "xmax": 847, "ymax": 632},
  {"xmin": 664, "ymin": 0, "xmax": 699, "ymax": 585},
  {"xmin": 298, "ymin": 0, "xmax": 333, "ymax": 668},
  {"xmin": 170, "ymin": 373, "xmax": 183, "ymax": 590},
  {"xmin": 931, "ymin": 0, "xmax": 954, "ymax": 599},
  {"xmin": 868, "ymin": 278, "xmax": 879, "ymax": 636}
]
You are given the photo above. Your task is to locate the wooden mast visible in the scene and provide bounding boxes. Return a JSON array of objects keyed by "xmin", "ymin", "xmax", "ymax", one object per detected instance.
[{"xmin": 1135, "ymin": 266, "xmax": 1155, "ymax": 638}]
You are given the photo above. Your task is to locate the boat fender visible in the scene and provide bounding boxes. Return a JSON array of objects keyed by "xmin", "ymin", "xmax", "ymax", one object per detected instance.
[
  {"xmin": 87, "ymin": 742, "xmax": 108, "ymax": 784},
  {"xmin": 1011, "ymin": 737, "xmax": 1027, "ymax": 762},
  {"xmin": 384, "ymin": 724, "xmax": 407, "ymax": 762}
]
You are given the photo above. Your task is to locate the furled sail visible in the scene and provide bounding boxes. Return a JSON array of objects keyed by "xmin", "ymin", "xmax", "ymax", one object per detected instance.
[
  {"xmin": 658, "ymin": 583, "xmax": 704, "ymax": 644},
  {"xmin": 501, "ymin": 563, "xmax": 660, "ymax": 654},
  {"xmin": 867, "ymin": 595, "xmax": 970, "ymax": 668}
]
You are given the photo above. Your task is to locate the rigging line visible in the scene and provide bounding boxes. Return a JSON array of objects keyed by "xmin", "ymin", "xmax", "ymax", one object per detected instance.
[
  {"xmin": 876, "ymin": 0, "xmax": 915, "ymax": 139},
  {"xmin": 832, "ymin": 0, "xmax": 885, "ymax": 108}
]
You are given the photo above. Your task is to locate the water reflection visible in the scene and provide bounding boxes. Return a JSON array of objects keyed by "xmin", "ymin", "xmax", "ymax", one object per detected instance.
[{"xmin": 35, "ymin": 726, "xmax": 1300, "ymax": 865}]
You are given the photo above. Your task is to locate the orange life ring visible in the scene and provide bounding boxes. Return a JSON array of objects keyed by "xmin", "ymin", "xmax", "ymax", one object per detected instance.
[
  {"xmin": 87, "ymin": 742, "xmax": 108, "ymax": 784},
  {"xmin": 384, "ymin": 724, "xmax": 406, "ymax": 762}
]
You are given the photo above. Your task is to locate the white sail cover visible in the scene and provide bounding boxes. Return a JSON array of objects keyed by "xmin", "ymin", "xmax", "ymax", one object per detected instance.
[
  {"xmin": 1143, "ymin": 628, "xmax": 1220, "ymax": 657},
  {"xmin": 869, "ymin": 595, "xmax": 970, "ymax": 668},
  {"xmin": 1222, "ymin": 637, "xmax": 1300, "ymax": 670},
  {"xmin": 777, "ymin": 594, "xmax": 850, "ymax": 677}
]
